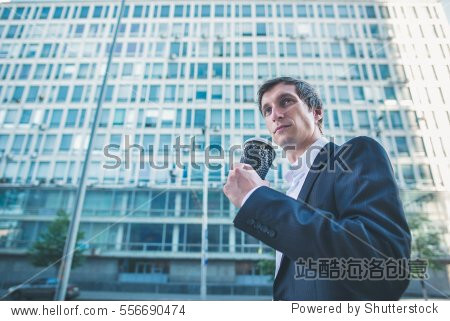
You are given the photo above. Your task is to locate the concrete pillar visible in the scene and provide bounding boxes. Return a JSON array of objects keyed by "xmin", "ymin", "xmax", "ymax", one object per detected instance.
[
  {"xmin": 172, "ymin": 191, "xmax": 182, "ymax": 252},
  {"xmin": 229, "ymin": 224, "xmax": 235, "ymax": 253}
]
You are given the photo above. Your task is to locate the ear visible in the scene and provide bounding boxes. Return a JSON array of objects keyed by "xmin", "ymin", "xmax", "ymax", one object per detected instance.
[{"xmin": 313, "ymin": 109, "xmax": 323, "ymax": 124}]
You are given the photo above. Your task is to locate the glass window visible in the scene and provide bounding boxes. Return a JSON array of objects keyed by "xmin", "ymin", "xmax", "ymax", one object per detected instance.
[
  {"xmin": 243, "ymin": 42, "xmax": 252, "ymax": 56},
  {"xmin": 145, "ymin": 110, "xmax": 158, "ymax": 128},
  {"xmin": 346, "ymin": 44, "xmax": 356, "ymax": 58},
  {"xmin": 357, "ymin": 111, "xmax": 370, "ymax": 129},
  {"xmin": 1, "ymin": 8, "xmax": 11, "ymax": 20},
  {"xmin": 12, "ymin": 86, "xmax": 24, "ymax": 103},
  {"xmin": 379, "ymin": 64, "xmax": 390, "ymax": 80},
  {"xmin": 49, "ymin": 109, "xmax": 62, "ymax": 128},
  {"xmin": 174, "ymin": 5, "xmax": 183, "ymax": 17},
  {"xmin": 338, "ymin": 5, "xmax": 349, "ymax": 18},
  {"xmin": 4, "ymin": 109, "xmax": 17, "ymax": 125},
  {"xmin": 210, "ymin": 110, "xmax": 222, "ymax": 128},
  {"xmin": 54, "ymin": 161, "xmax": 66, "ymax": 180},
  {"xmin": 212, "ymin": 63, "xmax": 223, "ymax": 78},
  {"xmin": 26, "ymin": 86, "xmax": 39, "ymax": 102},
  {"xmin": 59, "ymin": 134, "xmax": 72, "ymax": 151},
  {"xmin": 161, "ymin": 109, "xmax": 175, "ymax": 128},
  {"xmin": 215, "ymin": 5, "xmax": 224, "ymax": 17},
  {"xmin": 242, "ymin": 5, "xmax": 251, "ymax": 17},
  {"xmin": 211, "ymin": 85, "xmax": 222, "ymax": 100},
  {"xmin": 65, "ymin": 109, "xmax": 78, "ymax": 128},
  {"xmin": 33, "ymin": 64, "xmax": 45, "ymax": 79},
  {"xmin": 337, "ymin": 86, "xmax": 350, "ymax": 103},
  {"xmin": 257, "ymin": 42, "xmax": 267, "ymax": 56},
  {"xmin": 341, "ymin": 110, "xmax": 354, "ymax": 129},
  {"xmin": 19, "ymin": 109, "xmax": 32, "ymax": 124},
  {"xmin": 122, "ymin": 63, "xmax": 133, "ymax": 77},
  {"xmin": 286, "ymin": 42, "xmax": 297, "ymax": 57},
  {"xmin": 283, "ymin": 5, "xmax": 293, "ymax": 17},
  {"xmin": 117, "ymin": 85, "xmax": 131, "ymax": 102},
  {"xmin": 352, "ymin": 86, "xmax": 365, "ymax": 101},
  {"xmin": 243, "ymin": 110, "xmax": 255, "ymax": 129},
  {"xmin": 389, "ymin": 111, "xmax": 403, "ymax": 129},
  {"xmin": 99, "ymin": 109, "xmax": 110, "ymax": 128},
  {"xmin": 79, "ymin": 6, "xmax": 89, "ymax": 18},
  {"xmin": 160, "ymin": 5, "xmax": 170, "ymax": 17},
  {"xmin": 324, "ymin": 5, "xmax": 335, "ymax": 17},
  {"xmin": 401, "ymin": 164, "xmax": 415, "ymax": 185},
  {"xmin": 195, "ymin": 85, "xmax": 207, "ymax": 100},
  {"xmin": 331, "ymin": 43, "xmax": 342, "ymax": 58},
  {"xmin": 159, "ymin": 134, "xmax": 171, "ymax": 152},
  {"xmin": 201, "ymin": 5, "xmax": 210, "ymax": 17},
  {"xmin": 384, "ymin": 86, "xmax": 396, "ymax": 100},
  {"xmin": 71, "ymin": 85, "xmax": 83, "ymax": 102},
  {"xmin": 366, "ymin": 5, "xmax": 376, "ymax": 18},
  {"xmin": 152, "ymin": 63, "xmax": 163, "ymax": 78},
  {"xmin": 256, "ymin": 23, "xmax": 266, "ymax": 36},
  {"xmin": 256, "ymin": 5, "xmax": 265, "ymax": 17},
  {"xmin": 412, "ymin": 136, "xmax": 426, "ymax": 155},
  {"xmin": 18, "ymin": 64, "xmax": 31, "ymax": 80},
  {"xmin": 40, "ymin": 7, "xmax": 50, "ymax": 19},
  {"xmin": 93, "ymin": 6, "xmax": 102, "ymax": 18},
  {"xmin": 36, "ymin": 162, "xmax": 50, "ymax": 179},
  {"xmin": 242, "ymin": 85, "xmax": 254, "ymax": 103},
  {"xmin": 133, "ymin": 5, "xmax": 143, "ymax": 18},
  {"xmin": 113, "ymin": 109, "xmax": 125, "ymax": 127},
  {"xmin": 194, "ymin": 110, "xmax": 206, "ymax": 128},
  {"xmin": 297, "ymin": 5, "xmax": 307, "ymax": 17},
  {"xmin": 418, "ymin": 164, "xmax": 433, "ymax": 184},
  {"xmin": 11, "ymin": 134, "xmax": 25, "ymax": 154},
  {"xmin": 167, "ymin": 63, "xmax": 178, "ymax": 78},
  {"xmin": 197, "ymin": 63, "xmax": 208, "ymax": 79},
  {"xmin": 149, "ymin": 85, "xmax": 160, "ymax": 102},
  {"xmin": 164, "ymin": 85, "xmax": 176, "ymax": 102},
  {"xmin": 395, "ymin": 137, "xmax": 409, "ymax": 155},
  {"xmin": 56, "ymin": 86, "xmax": 68, "ymax": 102},
  {"xmin": 234, "ymin": 110, "xmax": 241, "ymax": 128},
  {"xmin": 43, "ymin": 135, "xmax": 56, "ymax": 154}
]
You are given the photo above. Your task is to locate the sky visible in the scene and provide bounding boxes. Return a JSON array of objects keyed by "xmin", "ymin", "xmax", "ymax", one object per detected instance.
[{"xmin": 444, "ymin": 0, "xmax": 450, "ymax": 23}]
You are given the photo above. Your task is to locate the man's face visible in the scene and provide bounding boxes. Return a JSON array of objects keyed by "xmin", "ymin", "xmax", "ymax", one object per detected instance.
[{"xmin": 261, "ymin": 83, "xmax": 319, "ymax": 149}]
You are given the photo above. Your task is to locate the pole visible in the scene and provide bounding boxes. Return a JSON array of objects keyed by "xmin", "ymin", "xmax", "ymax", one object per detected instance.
[
  {"xmin": 54, "ymin": 0, "xmax": 126, "ymax": 301},
  {"xmin": 200, "ymin": 135, "xmax": 209, "ymax": 299}
]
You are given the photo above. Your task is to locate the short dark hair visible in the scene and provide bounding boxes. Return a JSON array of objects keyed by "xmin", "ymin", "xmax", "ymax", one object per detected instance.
[{"xmin": 257, "ymin": 77, "xmax": 324, "ymax": 132}]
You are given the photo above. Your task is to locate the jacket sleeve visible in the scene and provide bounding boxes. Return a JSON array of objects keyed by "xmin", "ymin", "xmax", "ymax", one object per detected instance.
[{"xmin": 233, "ymin": 136, "xmax": 411, "ymax": 264}]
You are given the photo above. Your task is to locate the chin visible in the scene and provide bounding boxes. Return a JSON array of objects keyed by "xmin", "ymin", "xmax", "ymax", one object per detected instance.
[{"xmin": 276, "ymin": 136, "xmax": 297, "ymax": 150}]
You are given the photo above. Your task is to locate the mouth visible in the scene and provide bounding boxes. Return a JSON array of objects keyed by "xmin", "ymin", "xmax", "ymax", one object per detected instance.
[{"xmin": 274, "ymin": 125, "xmax": 291, "ymax": 134}]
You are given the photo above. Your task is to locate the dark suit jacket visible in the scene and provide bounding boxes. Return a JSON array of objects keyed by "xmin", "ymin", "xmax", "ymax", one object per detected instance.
[{"xmin": 233, "ymin": 136, "xmax": 411, "ymax": 300}]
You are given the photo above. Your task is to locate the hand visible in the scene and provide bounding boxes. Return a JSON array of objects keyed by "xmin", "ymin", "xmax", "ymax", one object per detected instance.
[{"xmin": 223, "ymin": 163, "xmax": 269, "ymax": 208}]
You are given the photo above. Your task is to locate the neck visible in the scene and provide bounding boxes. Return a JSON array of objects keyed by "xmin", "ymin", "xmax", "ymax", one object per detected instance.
[{"xmin": 285, "ymin": 129, "xmax": 322, "ymax": 164}]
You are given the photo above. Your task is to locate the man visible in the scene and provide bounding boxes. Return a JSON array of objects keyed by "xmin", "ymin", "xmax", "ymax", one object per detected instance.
[{"xmin": 223, "ymin": 77, "xmax": 411, "ymax": 300}]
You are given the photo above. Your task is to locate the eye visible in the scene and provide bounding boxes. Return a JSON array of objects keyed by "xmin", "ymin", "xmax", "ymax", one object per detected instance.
[
  {"xmin": 281, "ymin": 97, "xmax": 293, "ymax": 106},
  {"xmin": 263, "ymin": 106, "xmax": 272, "ymax": 117}
]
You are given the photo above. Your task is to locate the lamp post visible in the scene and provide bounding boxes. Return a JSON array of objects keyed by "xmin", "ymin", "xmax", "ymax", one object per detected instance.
[
  {"xmin": 54, "ymin": 0, "xmax": 126, "ymax": 301},
  {"xmin": 200, "ymin": 128, "xmax": 209, "ymax": 300}
]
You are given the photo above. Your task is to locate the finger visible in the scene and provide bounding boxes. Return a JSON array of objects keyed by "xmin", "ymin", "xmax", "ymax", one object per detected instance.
[
  {"xmin": 232, "ymin": 163, "xmax": 245, "ymax": 170},
  {"xmin": 242, "ymin": 164, "xmax": 253, "ymax": 171}
]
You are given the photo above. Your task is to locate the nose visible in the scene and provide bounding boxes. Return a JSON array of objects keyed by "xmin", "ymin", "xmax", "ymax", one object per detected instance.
[{"xmin": 270, "ymin": 105, "xmax": 284, "ymax": 122}]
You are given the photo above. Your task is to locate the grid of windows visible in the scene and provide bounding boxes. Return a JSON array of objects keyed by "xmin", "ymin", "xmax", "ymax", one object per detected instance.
[{"xmin": 0, "ymin": 1, "xmax": 449, "ymax": 264}]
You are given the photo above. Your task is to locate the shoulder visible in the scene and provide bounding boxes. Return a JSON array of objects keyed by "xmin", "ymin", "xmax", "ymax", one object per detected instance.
[
  {"xmin": 333, "ymin": 136, "xmax": 391, "ymax": 170},
  {"xmin": 337, "ymin": 136, "xmax": 387, "ymax": 156}
]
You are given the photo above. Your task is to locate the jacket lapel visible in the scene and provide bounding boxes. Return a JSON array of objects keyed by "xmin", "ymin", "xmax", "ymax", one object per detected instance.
[
  {"xmin": 274, "ymin": 142, "xmax": 336, "ymax": 284},
  {"xmin": 297, "ymin": 142, "xmax": 335, "ymax": 202}
]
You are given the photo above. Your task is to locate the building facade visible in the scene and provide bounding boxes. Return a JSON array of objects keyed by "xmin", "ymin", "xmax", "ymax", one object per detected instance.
[{"xmin": 0, "ymin": 0, "xmax": 449, "ymax": 297}]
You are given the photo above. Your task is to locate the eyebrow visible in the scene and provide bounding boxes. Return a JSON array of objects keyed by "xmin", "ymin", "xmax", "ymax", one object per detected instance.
[{"xmin": 262, "ymin": 92, "xmax": 296, "ymax": 110}]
